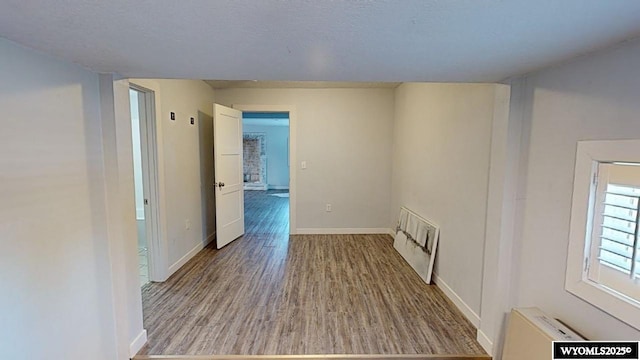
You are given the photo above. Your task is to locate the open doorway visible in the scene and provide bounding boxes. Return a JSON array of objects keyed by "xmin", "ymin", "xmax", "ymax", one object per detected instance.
[
  {"xmin": 129, "ymin": 85, "xmax": 161, "ymax": 286},
  {"xmin": 242, "ymin": 112, "xmax": 290, "ymax": 235}
]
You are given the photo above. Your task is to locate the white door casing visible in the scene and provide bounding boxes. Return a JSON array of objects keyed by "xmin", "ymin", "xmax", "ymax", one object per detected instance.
[
  {"xmin": 129, "ymin": 83, "xmax": 167, "ymax": 281},
  {"xmin": 213, "ymin": 104, "xmax": 245, "ymax": 248},
  {"xmin": 232, "ymin": 104, "xmax": 297, "ymax": 234}
]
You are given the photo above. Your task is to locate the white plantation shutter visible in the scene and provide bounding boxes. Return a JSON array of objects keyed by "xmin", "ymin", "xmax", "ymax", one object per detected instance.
[
  {"xmin": 565, "ymin": 141, "xmax": 640, "ymax": 331},
  {"xmin": 598, "ymin": 184, "xmax": 640, "ymax": 279}
]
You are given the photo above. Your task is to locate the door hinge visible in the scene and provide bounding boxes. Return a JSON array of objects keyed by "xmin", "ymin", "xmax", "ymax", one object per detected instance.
[
  {"xmin": 144, "ymin": 199, "xmax": 149, "ymax": 205},
  {"xmin": 593, "ymin": 172, "xmax": 598, "ymax": 186},
  {"xmin": 584, "ymin": 257, "xmax": 590, "ymax": 272}
]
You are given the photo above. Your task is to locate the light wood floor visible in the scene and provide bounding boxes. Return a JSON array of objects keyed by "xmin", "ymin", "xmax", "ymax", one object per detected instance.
[
  {"xmin": 137, "ymin": 190, "xmax": 485, "ymax": 356},
  {"xmin": 135, "ymin": 355, "xmax": 490, "ymax": 360}
]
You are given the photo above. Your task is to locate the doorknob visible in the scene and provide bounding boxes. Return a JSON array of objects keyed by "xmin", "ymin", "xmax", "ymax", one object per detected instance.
[{"xmin": 215, "ymin": 182, "xmax": 225, "ymax": 189}]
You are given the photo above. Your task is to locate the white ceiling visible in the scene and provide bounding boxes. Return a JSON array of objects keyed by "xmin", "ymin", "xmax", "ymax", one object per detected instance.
[
  {"xmin": 206, "ymin": 80, "xmax": 401, "ymax": 89},
  {"xmin": 2, "ymin": 1, "xmax": 640, "ymax": 82}
]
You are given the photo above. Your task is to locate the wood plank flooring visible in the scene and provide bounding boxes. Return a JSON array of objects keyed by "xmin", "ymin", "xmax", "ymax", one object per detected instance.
[
  {"xmin": 135, "ymin": 355, "xmax": 490, "ymax": 360},
  {"xmin": 137, "ymin": 190, "xmax": 485, "ymax": 356},
  {"xmin": 243, "ymin": 190, "xmax": 289, "ymax": 235}
]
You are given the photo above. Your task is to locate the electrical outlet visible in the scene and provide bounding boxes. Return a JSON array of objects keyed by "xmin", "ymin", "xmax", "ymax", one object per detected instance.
[
  {"xmin": 185, "ymin": 219, "xmax": 191, "ymax": 230},
  {"xmin": 326, "ymin": 203, "xmax": 332, "ymax": 212}
]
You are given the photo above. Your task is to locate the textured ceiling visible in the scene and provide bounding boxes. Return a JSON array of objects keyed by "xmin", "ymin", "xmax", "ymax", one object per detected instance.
[
  {"xmin": 2, "ymin": 1, "xmax": 640, "ymax": 82},
  {"xmin": 206, "ymin": 80, "xmax": 401, "ymax": 89}
]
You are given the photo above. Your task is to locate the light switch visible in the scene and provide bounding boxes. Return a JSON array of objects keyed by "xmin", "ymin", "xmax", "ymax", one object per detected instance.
[{"xmin": 301, "ymin": 161, "xmax": 307, "ymax": 169}]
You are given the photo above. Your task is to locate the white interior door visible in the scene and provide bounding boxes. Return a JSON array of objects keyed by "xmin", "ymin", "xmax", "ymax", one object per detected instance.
[{"xmin": 213, "ymin": 104, "xmax": 245, "ymax": 248}]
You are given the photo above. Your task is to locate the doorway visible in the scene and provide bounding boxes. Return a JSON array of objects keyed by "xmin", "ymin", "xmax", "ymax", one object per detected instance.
[
  {"xmin": 129, "ymin": 85, "xmax": 161, "ymax": 285},
  {"xmin": 233, "ymin": 105, "xmax": 297, "ymax": 233},
  {"xmin": 242, "ymin": 112, "xmax": 291, "ymax": 235}
]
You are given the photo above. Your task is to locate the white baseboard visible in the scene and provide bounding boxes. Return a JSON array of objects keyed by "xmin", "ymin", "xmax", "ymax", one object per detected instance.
[
  {"xmin": 168, "ymin": 237, "xmax": 211, "ymax": 275},
  {"xmin": 204, "ymin": 231, "xmax": 216, "ymax": 246},
  {"xmin": 387, "ymin": 228, "xmax": 396, "ymax": 237},
  {"xmin": 129, "ymin": 329, "xmax": 147, "ymax": 357},
  {"xmin": 476, "ymin": 329, "xmax": 493, "ymax": 355},
  {"xmin": 268, "ymin": 185, "xmax": 290, "ymax": 190},
  {"xmin": 432, "ymin": 273, "xmax": 481, "ymax": 328},
  {"xmin": 296, "ymin": 228, "xmax": 391, "ymax": 235}
]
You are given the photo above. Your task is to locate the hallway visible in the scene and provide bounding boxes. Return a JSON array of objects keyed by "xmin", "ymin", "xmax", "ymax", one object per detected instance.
[{"xmin": 137, "ymin": 191, "xmax": 484, "ymax": 356}]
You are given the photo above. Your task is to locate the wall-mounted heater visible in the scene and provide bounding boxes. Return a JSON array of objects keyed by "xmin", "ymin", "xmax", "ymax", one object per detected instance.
[{"xmin": 502, "ymin": 307, "xmax": 584, "ymax": 360}]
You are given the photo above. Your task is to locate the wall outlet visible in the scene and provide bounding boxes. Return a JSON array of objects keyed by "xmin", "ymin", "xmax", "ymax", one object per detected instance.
[
  {"xmin": 185, "ymin": 219, "xmax": 191, "ymax": 230},
  {"xmin": 325, "ymin": 203, "xmax": 332, "ymax": 212}
]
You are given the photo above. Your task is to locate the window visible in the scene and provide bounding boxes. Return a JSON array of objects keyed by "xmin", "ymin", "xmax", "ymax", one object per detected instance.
[
  {"xmin": 587, "ymin": 164, "xmax": 640, "ymax": 303},
  {"xmin": 566, "ymin": 140, "xmax": 640, "ymax": 330}
]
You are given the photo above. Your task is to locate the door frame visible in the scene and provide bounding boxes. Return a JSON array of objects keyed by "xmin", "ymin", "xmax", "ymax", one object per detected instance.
[
  {"xmin": 129, "ymin": 82, "xmax": 169, "ymax": 281},
  {"xmin": 233, "ymin": 104, "xmax": 297, "ymax": 234}
]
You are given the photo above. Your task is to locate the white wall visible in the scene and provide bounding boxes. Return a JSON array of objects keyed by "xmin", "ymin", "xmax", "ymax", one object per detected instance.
[
  {"xmin": 129, "ymin": 79, "xmax": 216, "ymax": 272},
  {"xmin": 216, "ymin": 88, "xmax": 394, "ymax": 231},
  {"xmin": 243, "ymin": 123, "xmax": 289, "ymax": 188},
  {"xmin": 477, "ymin": 80, "xmax": 521, "ymax": 355},
  {"xmin": 391, "ymin": 83, "xmax": 506, "ymax": 321},
  {"xmin": 508, "ymin": 38, "xmax": 640, "ymax": 340},
  {"xmin": 0, "ymin": 38, "xmax": 119, "ymax": 359}
]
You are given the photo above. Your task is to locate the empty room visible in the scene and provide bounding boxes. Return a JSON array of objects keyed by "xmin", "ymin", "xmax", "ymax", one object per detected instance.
[{"xmin": 2, "ymin": 2, "xmax": 640, "ymax": 360}]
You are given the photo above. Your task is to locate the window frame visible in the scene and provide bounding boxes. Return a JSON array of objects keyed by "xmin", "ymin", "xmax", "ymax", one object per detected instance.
[
  {"xmin": 587, "ymin": 167, "xmax": 640, "ymax": 296},
  {"xmin": 566, "ymin": 139, "xmax": 640, "ymax": 330}
]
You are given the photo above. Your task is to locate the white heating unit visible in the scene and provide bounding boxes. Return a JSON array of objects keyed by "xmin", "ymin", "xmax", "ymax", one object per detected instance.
[{"xmin": 502, "ymin": 307, "xmax": 584, "ymax": 360}]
